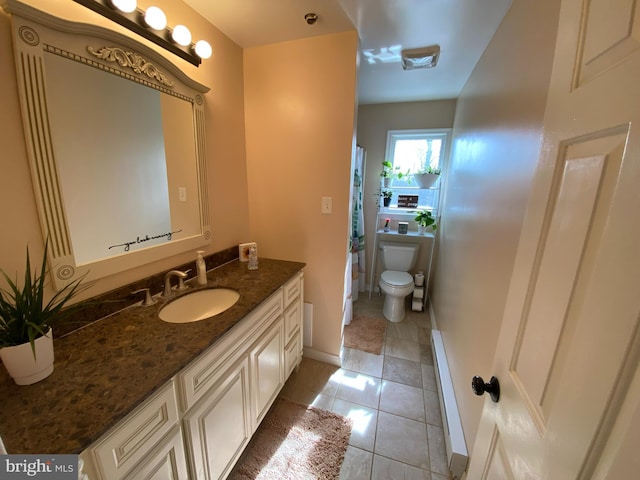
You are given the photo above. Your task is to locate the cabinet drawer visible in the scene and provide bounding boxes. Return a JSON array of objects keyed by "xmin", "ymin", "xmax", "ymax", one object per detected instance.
[
  {"xmin": 283, "ymin": 300, "xmax": 301, "ymax": 343},
  {"xmin": 178, "ymin": 291, "xmax": 282, "ymax": 411},
  {"xmin": 283, "ymin": 273, "xmax": 302, "ymax": 308},
  {"xmin": 91, "ymin": 382, "xmax": 179, "ymax": 480},
  {"xmin": 284, "ymin": 331, "xmax": 301, "ymax": 377},
  {"xmin": 123, "ymin": 426, "xmax": 189, "ymax": 480}
]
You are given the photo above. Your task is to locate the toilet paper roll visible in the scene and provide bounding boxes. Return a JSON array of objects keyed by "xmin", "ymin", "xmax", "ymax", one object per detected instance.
[
  {"xmin": 412, "ymin": 299, "xmax": 423, "ymax": 311},
  {"xmin": 414, "ymin": 273, "xmax": 425, "ymax": 286},
  {"xmin": 413, "ymin": 287, "xmax": 424, "ymax": 299}
]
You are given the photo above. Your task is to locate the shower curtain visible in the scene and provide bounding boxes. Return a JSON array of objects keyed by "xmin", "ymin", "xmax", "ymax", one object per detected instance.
[{"xmin": 352, "ymin": 146, "xmax": 366, "ymax": 300}]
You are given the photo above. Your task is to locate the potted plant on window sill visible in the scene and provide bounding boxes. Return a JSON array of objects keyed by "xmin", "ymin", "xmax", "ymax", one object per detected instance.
[
  {"xmin": 381, "ymin": 161, "xmax": 410, "ymax": 188},
  {"xmin": 412, "ymin": 166, "xmax": 441, "ymax": 189},
  {"xmin": 414, "ymin": 210, "xmax": 437, "ymax": 235},
  {"xmin": 0, "ymin": 241, "xmax": 85, "ymax": 385},
  {"xmin": 380, "ymin": 160, "xmax": 394, "ymax": 187},
  {"xmin": 381, "ymin": 189, "xmax": 393, "ymax": 207}
]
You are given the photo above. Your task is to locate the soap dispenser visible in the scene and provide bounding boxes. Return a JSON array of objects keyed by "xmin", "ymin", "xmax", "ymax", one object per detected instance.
[{"xmin": 196, "ymin": 250, "xmax": 207, "ymax": 285}]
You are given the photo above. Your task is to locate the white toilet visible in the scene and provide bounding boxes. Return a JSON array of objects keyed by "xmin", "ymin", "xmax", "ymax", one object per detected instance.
[{"xmin": 378, "ymin": 241, "xmax": 420, "ymax": 322}]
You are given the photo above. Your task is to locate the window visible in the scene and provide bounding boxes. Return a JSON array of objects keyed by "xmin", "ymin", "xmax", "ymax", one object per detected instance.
[{"xmin": 383, "ymin": 129, "xmax": 450, "ymax": 213}]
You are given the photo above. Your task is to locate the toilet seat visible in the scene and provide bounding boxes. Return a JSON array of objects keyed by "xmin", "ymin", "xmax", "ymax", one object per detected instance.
[{"xmin": 380, "ymin": 270, "xmax": 413, "ymax": 287}]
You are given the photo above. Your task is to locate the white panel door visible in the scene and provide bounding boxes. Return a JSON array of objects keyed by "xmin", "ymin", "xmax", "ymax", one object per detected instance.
[{"xmin": 467, "ymin": 0, "xmax": 640, "ymax": 478}]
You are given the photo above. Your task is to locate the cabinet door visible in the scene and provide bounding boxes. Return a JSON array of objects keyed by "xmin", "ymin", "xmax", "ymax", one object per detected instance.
[
  {"xmin": 124, "ymin": 426, "xmax": 189, "ymax": 480},
  {"xmin": 250, "ymin": 317, "xmax": 284, "ymax": 426},
  {"xmin": 183, "ymin": 357, "xmax": 251, "ymax": 480}
]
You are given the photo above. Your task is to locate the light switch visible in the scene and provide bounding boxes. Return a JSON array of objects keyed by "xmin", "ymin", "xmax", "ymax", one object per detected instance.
[
  {"xmin": 321, "ymin": 196, "xmax": 332, "ymax": 214},
  {"xmin": 178, "ymin": 187, "xmax": 187, "ymax": 202}
]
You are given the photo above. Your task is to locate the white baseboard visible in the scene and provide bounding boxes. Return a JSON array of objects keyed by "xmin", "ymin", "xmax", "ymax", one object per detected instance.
[
  {"xmin": 302, "ymin": 347, "xmax": 341, "ymax": 367},
  {"xmin": 428, "ymin": 296, "xmax": 438, "ymax": 330}
]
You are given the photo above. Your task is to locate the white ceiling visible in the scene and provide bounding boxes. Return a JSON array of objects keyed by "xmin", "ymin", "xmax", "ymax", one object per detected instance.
[{"xmin": 184, "ymin": 0, "xmax": 513, "ymax": 105}]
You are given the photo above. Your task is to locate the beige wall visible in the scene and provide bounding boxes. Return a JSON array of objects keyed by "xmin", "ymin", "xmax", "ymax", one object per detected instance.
[
  {"xmin": 243, "ymin": 32, "xmax": 359, "ymax": 357},
  {"xmin": 431, "ymin": 0, "xmax": 560, "ymax": 450},
  {"xmin": 356, "ymin": 100, "xmax": 457, "ymax": 290},
  {"xmin": 0, "ymin": 0, "xmax": 249, "ymax": 299}
]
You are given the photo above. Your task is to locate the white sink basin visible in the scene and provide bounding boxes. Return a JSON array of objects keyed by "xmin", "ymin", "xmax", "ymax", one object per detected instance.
[{"xmin": 159, "ymin": 288, "xmax": 240, "ymax": 323}]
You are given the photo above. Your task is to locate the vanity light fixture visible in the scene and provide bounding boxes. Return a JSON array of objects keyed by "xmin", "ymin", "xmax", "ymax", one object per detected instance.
[
  {"xmin": 110, "ymin": 0, "xmax": 136, "ymax": 13},
  {"xmin": 143, "ymin": 6, "xmax": 167, "ymax": 30},
  {"xmin": 72, "ymin": 0, "xmax": 212, "ymax": 67},
  {"xmin": 401, "ymin": 45, "xmax": 441, "ymax": 70}
]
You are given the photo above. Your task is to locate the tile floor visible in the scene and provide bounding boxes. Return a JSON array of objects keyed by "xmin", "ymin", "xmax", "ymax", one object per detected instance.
[{"xmin": 280, "ymin": 294, "xmax": 451, "ymax": 480}]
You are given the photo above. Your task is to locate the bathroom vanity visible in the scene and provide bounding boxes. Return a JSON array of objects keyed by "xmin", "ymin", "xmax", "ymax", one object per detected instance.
[{"xmin": 0, "ymin": 258, "xmax": 304, "ymax": 480}]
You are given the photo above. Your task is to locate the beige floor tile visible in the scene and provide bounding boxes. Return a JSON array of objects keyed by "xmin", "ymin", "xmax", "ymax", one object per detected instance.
[
  {"xmin": 340, "ymin": 446, "xmax": 374, "ymax": 480},
  {"xmin": 423, "ymin": 389, "xmax": 443, "ymax": 427},
  {"xmin": 342, "ymin": 347, "xmax": 384, "ymax": 378},
  {"xmin": 385, "ymin": 336, "xmax": 421, "ymax": 362},
  {"xmin": 379, "ymin": 380, "xmax": 426, "ymax": 422},
  {"xmin": 374, "ymin": 411, "xmax": 430, "ymax": 470},
  {"xmin": 371, "ymin": 455, "xmax": 432, "ymax": 480},
  {"xmin": 335, "ymin": 370, "xmax": 382, "ymax": 409},
  {"xmin": 417, "ymin": 327, "xmax": 431, "ymax": 345},
  {"xmin": 386, "ymin": 320, "xmax": 420, "ymax": 342},
  {"xmin": 382, "ymin": 356, "xmax": 423, "ymax": 388},
  {"xmin": 427, "ymin": 424, "xmax": 450, "ymax": 477},
  {"xmin": 332, "ymin": 398, "xmax": 378, "ymax": 451},
  {"xmin": 420, "ymin": 344, "xmax": 434, "ymax": 365},
  {"xmin": 422, "ymin": 363, "xmax": 437, "ymax": 392}
]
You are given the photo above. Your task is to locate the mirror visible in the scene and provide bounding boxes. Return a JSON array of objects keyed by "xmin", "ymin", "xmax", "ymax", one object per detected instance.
[{"xmin": 5, "ymin": 1, "xmax": 211, "ymax": 290}]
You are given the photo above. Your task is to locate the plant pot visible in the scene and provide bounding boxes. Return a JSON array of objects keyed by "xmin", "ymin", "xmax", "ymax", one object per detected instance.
[
  {"xmin": 413, "ymin": 173, "xmax": 439, "ymax": 189},
  {"xmin": 382, "ymin": 177, "xmax": 392, "ymax": 188},
  {"xmin": 0, "ymin": 329, "xmax": 54, "ymax": 385},
  {"xmin": 383, "ymin": 197, "xmax": 391, "ymax": 207},
  {"xmin": 418, "ymin": 225, "xmax": 426, "ymax": 235}
]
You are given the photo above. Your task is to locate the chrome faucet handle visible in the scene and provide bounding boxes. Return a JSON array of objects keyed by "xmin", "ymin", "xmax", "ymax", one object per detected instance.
[
  {"xmin": 163, "ymin": 270, "xmax": 189, "ymax": 297},
  {"xmin": 132, "ymin": 288, "xmax": 156, "ymax": 307},
  {"xmin": 177, "ymin": 269, "xmax": 192, "ymax": 291}
]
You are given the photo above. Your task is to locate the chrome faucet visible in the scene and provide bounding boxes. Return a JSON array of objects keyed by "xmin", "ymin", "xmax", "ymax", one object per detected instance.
[{"xmin": 163, "ymin": 270, "xmax": 188, "ymax": 298}]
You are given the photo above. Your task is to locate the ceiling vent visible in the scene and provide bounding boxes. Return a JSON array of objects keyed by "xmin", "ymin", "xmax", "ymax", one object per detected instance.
[{"xmin": 401, "ymin": 45, "xmax": 440, "ymax": 70}]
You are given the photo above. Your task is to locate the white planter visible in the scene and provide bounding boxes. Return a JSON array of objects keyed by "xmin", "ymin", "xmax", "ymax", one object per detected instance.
[
  {"xmin": 0, "ymin": 329, "xmax": 54, "ymax": 385},
  {"xmin": 413, "ymin": 173, "xmax": 440, "ymax": 189},
  {"xmin": 418, "ymin": 225, "xmax": 426, "ymax": 235}
]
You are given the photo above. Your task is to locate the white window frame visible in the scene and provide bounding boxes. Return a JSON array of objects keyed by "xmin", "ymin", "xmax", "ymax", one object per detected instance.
[{"xmin": 383, "ymin": 128, "xmax": 451, "ymax": 214}]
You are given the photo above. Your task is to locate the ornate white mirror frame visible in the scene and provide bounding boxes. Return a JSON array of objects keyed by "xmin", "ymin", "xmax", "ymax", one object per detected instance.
[{"xmin": 3, "ymin": 0, "xmax": 211, "ymax": 290}]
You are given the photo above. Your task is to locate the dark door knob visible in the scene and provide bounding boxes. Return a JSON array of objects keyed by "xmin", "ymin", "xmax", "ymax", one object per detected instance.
[{"xmin": 472, "ymin": 375, "xmax": 500, "ymax": 402}]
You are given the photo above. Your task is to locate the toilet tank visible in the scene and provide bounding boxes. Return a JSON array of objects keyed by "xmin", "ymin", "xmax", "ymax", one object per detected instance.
[{"xmin": 379, "ymin": 241, "xmax": 420, "ymax": 271}]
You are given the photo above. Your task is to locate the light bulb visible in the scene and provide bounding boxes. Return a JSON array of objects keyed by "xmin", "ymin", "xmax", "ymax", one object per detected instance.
[
  {"xmin": 144, "ymin": 6, "xmax": 167, "ymax": 30},
  {"xmin": 172, "ymin": 25, "xmax": 192, "ymax": 46},
  {"xmin": 194, "ymin": 40, "xmax": 212, "ymax": 59},
  {"xmin": 110, "ymin": 0, "xmax": 136, "ymax": 13}
]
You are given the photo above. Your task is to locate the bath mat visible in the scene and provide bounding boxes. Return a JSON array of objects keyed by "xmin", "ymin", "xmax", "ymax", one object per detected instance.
[
  {"xmin": 343, "ymin": 314, "xmax": 387, "ymax": 355},
  {"xmin": 229, "ymin": 397, "xmax": 352, "ymax": 480}
]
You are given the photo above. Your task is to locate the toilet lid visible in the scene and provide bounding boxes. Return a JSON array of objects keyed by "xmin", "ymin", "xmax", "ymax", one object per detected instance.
[{"xmin": 381, "ymin": 270, "xmax": 413, "ymax": 286}]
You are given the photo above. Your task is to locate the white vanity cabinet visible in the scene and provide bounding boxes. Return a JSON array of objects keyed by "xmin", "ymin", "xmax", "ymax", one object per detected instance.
[{"xmin": 80, "ymin": 272, "xmax": 304, "ymax": 480}]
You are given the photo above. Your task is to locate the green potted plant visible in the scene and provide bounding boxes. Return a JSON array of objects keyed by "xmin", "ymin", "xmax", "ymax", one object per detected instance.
[
  {"xmin": 380, "ymin": 160, "xmax": 394, "ymax": 187},
  {"xmin": 413, "ymin": 165, "xmax": 441, "ymax": 189},
  {"xmin": 0, "ymin": 241, "xmax": 85, "ymax": 385},
  {"xmin": 381, "ymin": 189, "xmax": 393, "ymax": 207},
  {"xmin": 381, "ymin": 160, "xmax": 410, "ymax": 187},
  {"xmin": 414, "ymin": 210, "xmax": 437, "ymax": 235}
]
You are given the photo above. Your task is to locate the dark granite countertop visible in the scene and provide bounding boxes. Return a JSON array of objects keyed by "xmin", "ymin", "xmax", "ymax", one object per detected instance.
[{"xmin": 0, "ymin": 258, "xmax": 304, "ymax": 454}]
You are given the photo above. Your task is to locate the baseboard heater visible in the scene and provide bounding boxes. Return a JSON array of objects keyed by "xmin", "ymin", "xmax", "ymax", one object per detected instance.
[{"xmin": 431, "ymin": 330, "xmax": 468, "ymax": 479}]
